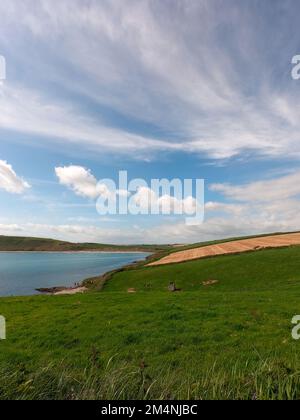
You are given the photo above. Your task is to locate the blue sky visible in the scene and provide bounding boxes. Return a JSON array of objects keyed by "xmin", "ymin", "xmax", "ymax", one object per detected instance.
[{"xmin": 0, "ymin": 0, "xmax": 300, "ymax": 244}]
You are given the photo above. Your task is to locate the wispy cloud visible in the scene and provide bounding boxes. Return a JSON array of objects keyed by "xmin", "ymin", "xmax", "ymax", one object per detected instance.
[
  {"xmin": 1, "ymin": 0, "xmax": 300, "ymax": 160},
  {"xmin": 1, "ymin": 1, "xmax": 300, "ymax": 244},
  {"xmin": 210, "ymin": 171, "xmax": 300, "ymax": 202},
  {"xmin": 0, "ymin": 84, "xmax": 175, "ymax": 159}
]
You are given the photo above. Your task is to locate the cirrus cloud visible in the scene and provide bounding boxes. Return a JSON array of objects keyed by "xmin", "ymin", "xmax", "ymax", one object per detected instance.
[{"xmin": 1, "ymin": 1, "xmax": 300, "ymax": 161}]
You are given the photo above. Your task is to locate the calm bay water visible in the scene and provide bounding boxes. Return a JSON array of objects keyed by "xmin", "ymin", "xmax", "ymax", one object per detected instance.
[{"xmin": 0, "ymin": 252, "xmax": 149, "ymax": 297}]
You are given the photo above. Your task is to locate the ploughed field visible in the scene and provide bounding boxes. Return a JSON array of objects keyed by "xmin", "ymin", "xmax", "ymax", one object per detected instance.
[{"xmin": 148, "ymin": 232, "xmax": 300, "ymax": 266}]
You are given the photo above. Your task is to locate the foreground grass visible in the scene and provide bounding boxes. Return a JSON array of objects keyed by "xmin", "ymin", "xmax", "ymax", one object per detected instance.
[
  {"xmin": 1, "ymin": 246, "xmax": 300, "ymax": 399},
  {"xmin": 2, "ymin": 357, "xmax": 300, "ymax": 400}
]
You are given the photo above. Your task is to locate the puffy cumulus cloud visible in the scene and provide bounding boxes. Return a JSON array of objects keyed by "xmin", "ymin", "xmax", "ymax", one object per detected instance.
[
  {"xmin": 0, "ymin": 160, "xmax": 30, "ymax": 194},
  {"xmin": 125, "ymin": 186, "xmax": 199, "ymax": 215},
  {"xmin": 55, "ymin": 165, "xmax": 131, "ymax": 202},
  {"xmin": 1, "ymin": 176, "xmax": 300, "ymax": 244},
  {"xmin": 55, "ymin": 166, "xmax": 99, "ymax": 199},
  {"xmin": 2, "ymin": 170, "xmax": 300, "ymax": 245},
  {"xmin": 55, "ymin": 165, "xmax": 115, "ymax": 200},
  {"xmin": 52, "ymin": 167, "xmax": 300, "ymax": 244},
  {"xmin": 56, "ymin": 166, "xmax": 200, "ymax": 215},
  {"xmin": 119, "ymin": 171, "xmax": 300, "ymax": 243}
]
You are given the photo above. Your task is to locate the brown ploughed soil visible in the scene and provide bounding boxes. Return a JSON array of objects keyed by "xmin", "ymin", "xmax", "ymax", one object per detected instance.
[{"xmin": 148, "ymin": 233, "xmax": 300, "ymax": 266}]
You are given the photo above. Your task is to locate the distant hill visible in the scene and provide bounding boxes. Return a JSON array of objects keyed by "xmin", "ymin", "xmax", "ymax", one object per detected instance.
[{"xmin": 0, "ymin": 235, "xmax": 171, "ymax": 253}]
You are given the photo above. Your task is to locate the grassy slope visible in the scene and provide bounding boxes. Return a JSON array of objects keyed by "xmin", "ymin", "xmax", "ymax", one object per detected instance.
[
  {"xmin": 0, "ymin": 235, "xmax": 170, "ymax": 253},
  {"xmin": 1, "ymin": 246, "xmax": 300, "ymax": 399}
]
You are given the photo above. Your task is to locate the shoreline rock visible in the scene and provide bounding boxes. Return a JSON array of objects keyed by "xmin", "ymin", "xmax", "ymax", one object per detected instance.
[{"xmin": 36, "ymin": 286, "xmax": 87, "ymax": 295}]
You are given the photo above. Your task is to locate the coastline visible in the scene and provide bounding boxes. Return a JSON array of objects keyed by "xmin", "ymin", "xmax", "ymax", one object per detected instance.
[
  {"xmin": 0, "ymin": 251, "xmax": 150, "ymax": 254},
  {"xmin": 0, "ymin": 251, "xmax": 153, "ymax": 297},
  {"xmin": 36, "ymin": 286, "xmax": 88, "ymax": 295},
  {"xmin": 34, "ymin": 251, "xmax": 154, "ymax": 296}
]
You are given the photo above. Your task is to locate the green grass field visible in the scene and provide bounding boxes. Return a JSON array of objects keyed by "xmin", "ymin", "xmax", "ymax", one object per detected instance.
[{"xmin": 1, "ymin": 245, "xmax": 300, "ymax": 399}]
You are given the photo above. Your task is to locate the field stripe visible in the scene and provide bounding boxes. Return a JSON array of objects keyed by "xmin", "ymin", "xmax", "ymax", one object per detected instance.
[{"xmin": 148, "ymin": 233, "xmax": 300, "ymax": 266}]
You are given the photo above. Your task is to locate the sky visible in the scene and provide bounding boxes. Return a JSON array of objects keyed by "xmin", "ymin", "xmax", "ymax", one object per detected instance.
[{"xmin": 0, "ymin": 0, "xmax": 300, "ymax": 244}]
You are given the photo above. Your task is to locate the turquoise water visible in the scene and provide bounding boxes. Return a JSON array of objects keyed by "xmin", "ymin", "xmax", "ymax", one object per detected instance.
[{"xmin": 0, "ymin": 252, "xmax": 149, "ymax": 297}]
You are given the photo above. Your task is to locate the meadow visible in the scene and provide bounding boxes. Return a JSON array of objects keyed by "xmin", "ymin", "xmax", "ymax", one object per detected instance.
[{"xmin": 1, "ymin": 245, "xmax": 300, "ymax": 399}]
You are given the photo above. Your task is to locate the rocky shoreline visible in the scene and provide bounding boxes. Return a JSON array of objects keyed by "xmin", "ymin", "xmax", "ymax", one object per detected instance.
[{"xmin": 36, "ymin": 286, "xmax": 87, "ymax": 295}]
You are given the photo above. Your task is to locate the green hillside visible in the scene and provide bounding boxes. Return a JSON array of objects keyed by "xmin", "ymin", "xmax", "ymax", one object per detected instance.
[
  {"xmin": 1, "ymin": 244, "xmax": 300, "ymax": 399},
  {"xmin": 0, "ymin": 235, "xmax": 170, "ymax": 253}
]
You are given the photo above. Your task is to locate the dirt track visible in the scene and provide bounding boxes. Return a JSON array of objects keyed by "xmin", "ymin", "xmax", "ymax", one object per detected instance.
[{"xmin": 148, "ymin": 233, "xmax": 300, "ymax": 266}]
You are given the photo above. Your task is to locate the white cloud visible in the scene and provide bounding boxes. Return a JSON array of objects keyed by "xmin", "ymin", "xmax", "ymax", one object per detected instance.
[
  {"xmin": 55, "ymin": 165, "xmax": 127, "ymax": 201},
  {"xmin": 210, "ymin": 171, "xmax": 300, "ymax": 202},
  {"xmin": 55, "ymin": 165, "xmax": 106, "ymax": 199},
  {"xmin": 205, "ymin": 201, "xmax": 245, "ymax": 215},
  {"xmin": 2, "ymin": 2, "xmax": 300, "ymax": 245},
  {"xmin": 1, "ymin": 1, "xmax": 300, "ymax": 160},
  {"xmin": 1, "ymin": 168, "xmax": 300, "ymax": 244},
  {"xmin": 124, "ymin": 186, "xmax": 198, "ymax": 215},
  {"xmin": 0, "ymin": 84, "xmax": 176, "ymax": 160},
  {"xmin": 1, "ymin": 167, "xmax": 299, "ymax": 245},
  {"xmin": 56, "ymin": 166, "xmax": 199, "ymax": 215},
  {"xmin": 0, "ymin": 160, "xmax": 30, "ymax": 194},
  {"xmin": 0, "ymin": 222, "xmax": 146, "ymax": 244}
]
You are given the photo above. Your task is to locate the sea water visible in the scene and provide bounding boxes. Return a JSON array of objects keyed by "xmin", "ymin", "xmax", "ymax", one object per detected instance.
[{"xmin": 0, "ymin": 252, "xmax": 149, "ymax": 297}]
